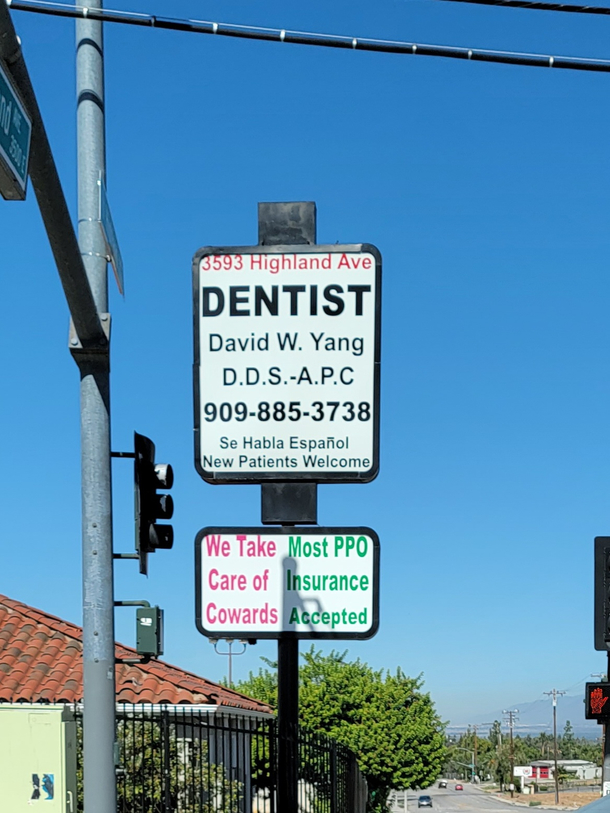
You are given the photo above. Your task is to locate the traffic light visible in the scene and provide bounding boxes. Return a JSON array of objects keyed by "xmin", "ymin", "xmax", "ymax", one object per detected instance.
[
  {"xmin": 134, "ymin": 432, "xmax": 174, "ymax": 575},
  {"xmin": 585, "ymin": 682, "xmax": 610, "ymax": 721}
]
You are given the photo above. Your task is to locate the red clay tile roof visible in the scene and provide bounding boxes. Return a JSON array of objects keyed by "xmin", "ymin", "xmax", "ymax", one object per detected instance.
[{"xmin": 0, "ymin": 594, "xmax": 271, "ymax": 713}]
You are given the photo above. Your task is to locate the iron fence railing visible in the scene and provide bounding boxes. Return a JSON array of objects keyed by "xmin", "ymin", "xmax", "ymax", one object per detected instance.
[{"xmin": 75, "ymin": 704, "xmax": 367, "ymax": 813}]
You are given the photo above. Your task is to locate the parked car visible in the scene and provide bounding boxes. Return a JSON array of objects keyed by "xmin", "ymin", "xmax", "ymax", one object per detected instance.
[
  {"xmin": 418, "ymin": 796, "xmax": 433, "ymax": 808},
  {"xmin": 438, "ymin": 781, "xmax": 447, "ymax": 788},
  {"xmin": 455, "ymin": 784, "xmax": 464, "ymax": 791}
]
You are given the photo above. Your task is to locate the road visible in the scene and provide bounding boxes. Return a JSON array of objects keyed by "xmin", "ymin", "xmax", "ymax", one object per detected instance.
[{"xmin": 389, "ymin": 784, "xmax": 524, "ymax": 813}]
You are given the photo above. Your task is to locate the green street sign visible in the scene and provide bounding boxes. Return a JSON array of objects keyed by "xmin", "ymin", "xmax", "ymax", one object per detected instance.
[{"xmin": 0, "ymin": 60, "xmax": 31, "ymax": 201}]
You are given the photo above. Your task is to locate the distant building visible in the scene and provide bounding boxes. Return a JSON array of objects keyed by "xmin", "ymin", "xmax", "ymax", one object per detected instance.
[{"xmin": 527, "ymin": 760, "xmax": 601, "ymax": 783}]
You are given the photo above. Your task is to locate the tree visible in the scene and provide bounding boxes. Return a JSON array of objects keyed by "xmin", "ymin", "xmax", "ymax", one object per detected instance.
[
  {"xmin": 235, "ymin": 647, "xmax": 446, "ymax": 813},
  {"xmin": 560, "ymin": 721, "xmax": 576, "ymax": 760}
]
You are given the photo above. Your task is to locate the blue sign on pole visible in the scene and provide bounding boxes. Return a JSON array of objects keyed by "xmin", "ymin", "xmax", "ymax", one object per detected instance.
[{"xmin": 0, "ymin": 60, "xmax": 31, "ymax": 200}]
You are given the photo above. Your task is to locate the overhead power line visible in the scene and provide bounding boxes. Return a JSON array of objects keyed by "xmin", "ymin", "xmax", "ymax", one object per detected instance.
[
  {"xmin": 432, "ymin": 0, "xmax": 610, "ymax": 17},
  {"xmin": 8, "ymin": 0, "xmax": 610, "ymax": 74}
]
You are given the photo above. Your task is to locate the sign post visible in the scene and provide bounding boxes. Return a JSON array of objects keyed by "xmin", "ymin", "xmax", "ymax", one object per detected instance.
[
  {"xmin": 192, "ymin": 203, "xmax": 382, "ymax": 813},
  {"xmin": 0, "ymin": 59, "xmax": 31, "ymax": 200}
]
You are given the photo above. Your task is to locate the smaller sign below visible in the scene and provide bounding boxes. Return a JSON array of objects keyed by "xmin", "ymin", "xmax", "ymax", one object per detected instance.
[
  {"xmin": 98, "ymin": 177, "xmax": 124, "ymax": 295},
  {"xmin": 584, "ymin": 682, "xmax": 610, "ymax": 721},
  {"xmin": 0, "ymin": 60, "xmax": 31, "ymax": 200},
  {"xmin": 195, "ymin": 526, "xmax": 379, "ymax": 640}
]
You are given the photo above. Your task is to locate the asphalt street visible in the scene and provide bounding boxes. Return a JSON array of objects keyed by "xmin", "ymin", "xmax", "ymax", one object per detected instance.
[{"xmin": 389, "ymin": 784, "xmax": 525, "ymax": 813}]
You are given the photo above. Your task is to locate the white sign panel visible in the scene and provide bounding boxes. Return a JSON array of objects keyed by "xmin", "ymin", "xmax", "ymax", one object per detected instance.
[
  {"xmin": 195, "ymin": 527, "xmax": 380, "ymax": 639},
  {"xmin": 514, "ymin": 767, "xmax": 532, "ymax": 778},
  {"xmin": 192, "ymin": 244, "xmax": 381, "ymax": 483}
]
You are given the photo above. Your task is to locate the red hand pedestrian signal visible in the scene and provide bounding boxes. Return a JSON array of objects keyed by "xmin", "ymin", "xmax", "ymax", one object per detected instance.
[
  {"xmin": 591, "ymin": 687, "xmax": 608, "ymax": 715},
  {"xmin": 585, "ymin": 683, "xmax": 610, "ymax": 720}
]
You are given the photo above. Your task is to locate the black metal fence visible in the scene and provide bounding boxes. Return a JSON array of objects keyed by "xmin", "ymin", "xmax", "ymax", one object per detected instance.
[{"xmin": 75, "ymin": 704, "xmax": 367, "ymax": 813}]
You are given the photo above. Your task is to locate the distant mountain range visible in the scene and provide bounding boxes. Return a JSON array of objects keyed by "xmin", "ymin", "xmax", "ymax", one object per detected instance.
[{"xmin": 448, "ymin": 694, "xmax": 601, "ymax": 739}]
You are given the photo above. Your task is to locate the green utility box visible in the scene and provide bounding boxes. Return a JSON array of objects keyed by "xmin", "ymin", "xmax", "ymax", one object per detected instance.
[
  {"xmin": 137, "ymin": 605, "xmax": 164, "ymax": 657},
  {"xmin": 0, "ymin": 704, "xmax": 77, "ymax": 812}
]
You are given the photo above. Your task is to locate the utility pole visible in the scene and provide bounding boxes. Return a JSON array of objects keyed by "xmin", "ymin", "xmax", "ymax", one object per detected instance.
[
  {"xmin": 503, "ymin": 710, "xmax": 519, "ymax": 794},
  {"xmin": 75, "ymin": 4, "xmax": 117, "ymax": 813},
  {"xmin": 472, "ymin": 724, "xmax": 478, "ymax": 782},
  {"xmin": 544, "ymin": 689, "xmax": 565, "ymax": 805}
]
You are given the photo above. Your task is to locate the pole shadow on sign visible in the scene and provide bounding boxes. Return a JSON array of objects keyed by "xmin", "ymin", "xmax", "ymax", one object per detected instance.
[{"xmin": 281, "ymin": 555, "xmax": 322, "ymax": 636}]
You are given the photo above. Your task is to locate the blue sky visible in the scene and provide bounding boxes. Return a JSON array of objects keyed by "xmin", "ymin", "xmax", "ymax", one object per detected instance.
[{"xmin": 3, "ymin": 0, "xmax": 610, "ymax": 724}]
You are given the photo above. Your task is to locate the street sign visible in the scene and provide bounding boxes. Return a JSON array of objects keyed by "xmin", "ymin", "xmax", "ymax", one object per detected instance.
[
  {"xmin": 98, "ymin": 177, "xmax": 124, "ymax": 295},
  {"xmin": 195, "ymin": 526, "xmax": 379, "ymax": 639},
  {"xmin": 192, "ymin": 244, "xmax": 381, "ymax": 483},
  {"xmin": 585, "ymin": 682, "xmax": 610, "ymax": 721},
  {"xmin": 0, "ymin": 60, "xmax": 31, "ymax": 201}
]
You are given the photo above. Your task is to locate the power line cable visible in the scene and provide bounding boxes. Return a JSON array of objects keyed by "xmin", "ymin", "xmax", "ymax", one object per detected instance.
[
  {"xmin": 8, "ymin": 0, "xmax": 610, "ymax": 74},
  {"xmin": 431, "ymin": 0, "xmax": 610, "ymax": 16}
]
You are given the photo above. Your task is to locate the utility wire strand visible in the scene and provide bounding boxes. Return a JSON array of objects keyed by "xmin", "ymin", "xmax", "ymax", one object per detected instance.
[
  {"xmin": 431, "ymin": 0, "xmax": 610, "ymax": 17},
  {"xmin": 7, "ymin": 0, "xmax": 610, "ymax": 73}
]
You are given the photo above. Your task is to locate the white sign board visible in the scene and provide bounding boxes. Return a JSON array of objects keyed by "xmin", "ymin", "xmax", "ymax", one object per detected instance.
[
  {"xmin": 195, "ymin": 527, "xmax": 379, "ymax": 639},
  {"xmin": 192, "ymin": 244, "xmax": 381, "ymax": 483},
  {"xmin": 514, "ymin": 767, "xmax": 532, "ymax": 778}
]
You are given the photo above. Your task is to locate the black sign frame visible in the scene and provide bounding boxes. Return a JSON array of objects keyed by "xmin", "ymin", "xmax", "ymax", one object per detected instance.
[
  {"xmin": 585, "ymin": 682, "xmax": 610, "ymax": 721},
  {"xmin": 192, "ymin": 243, "xmax": 381, "ymax": 485},
  {"xmin": 195, "ymin": 525, "xmax": 380, "ymax": 641}
]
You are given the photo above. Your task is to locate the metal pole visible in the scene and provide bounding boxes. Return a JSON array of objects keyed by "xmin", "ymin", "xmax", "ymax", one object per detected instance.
[
  {"xmin": 76, "ymin": 5, "xmax": 117, "ymax": 813},
  {"xmin": 278, "ymin": 637, "xmax": 299, "ymax": 813},
  {"xmin": 257, "ymin": 201, "xmax": 318, "ymax": 813}
]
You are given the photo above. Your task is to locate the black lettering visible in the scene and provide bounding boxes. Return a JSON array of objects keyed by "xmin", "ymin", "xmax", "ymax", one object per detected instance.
[
  {"xmin": 347, "ymin": 285, "xmax": 371, "ymax": 316},
  {"xmin": 310, "ymin": 285, "xmax": 318, "ymax": 315},
  {"xmin": 255, "ymin": 285, "xmax": 279, "ymax": 316},
  {"xmin": 230, "ymin": 286, "xmax": 250, "ymax": 316},
  {"xmin": 283, "ymin": 285, "xmax": 306, "ymax": 315},
  {"xmin": 202, "ymin": 287, "xmax": 224, "ymax": 317},
  {"xmin": 323, "ymin": 285, "xmax": 344, "ymax": 316}
]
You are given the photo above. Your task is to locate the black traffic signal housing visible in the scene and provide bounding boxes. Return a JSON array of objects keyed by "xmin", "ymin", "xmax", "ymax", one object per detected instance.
[
  {"xmin": 136, "ymin": 606, "xmax": 164, "ymax": 658},
  {"xmin": 594, "ymin": 537, "xmax": 610, "ymax": 650},
  {"xmin": 134, "ymin": 432, "xmax": 174, "ymax": 575},
  {"xmin": 585, "ymin": 682, "xmax": 610, "ymax": 721}
]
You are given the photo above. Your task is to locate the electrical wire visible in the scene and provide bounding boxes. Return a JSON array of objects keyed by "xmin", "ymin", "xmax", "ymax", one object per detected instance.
[
  {"xmin": 431, "ymin": 0, "xmax": 610, "ymax": 17},
  {"xmin": 7, "ymin": 0, "xmax": 610, "ymax": 73}
]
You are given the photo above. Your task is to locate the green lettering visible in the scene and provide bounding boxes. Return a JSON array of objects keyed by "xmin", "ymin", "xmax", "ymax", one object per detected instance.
[
  {"xmin": 329, "ymin": 575, "xmax": 338, "ymax": 591},
  {"xmin": 289, "ymin": 607, "xmax": 300, "ymax": 624},
  {"xmin": 288, "ymin": 536, "xmax": 301, "ymax": 556}
]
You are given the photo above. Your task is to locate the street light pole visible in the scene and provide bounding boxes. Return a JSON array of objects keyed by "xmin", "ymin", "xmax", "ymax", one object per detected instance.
[
  {"xmin": 75, "ymin": 5, "xmax": 117, "ymax": 813},
  {"xmin": 211, "ymin": 639, "xmax": 247, "ymax": 688}
]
